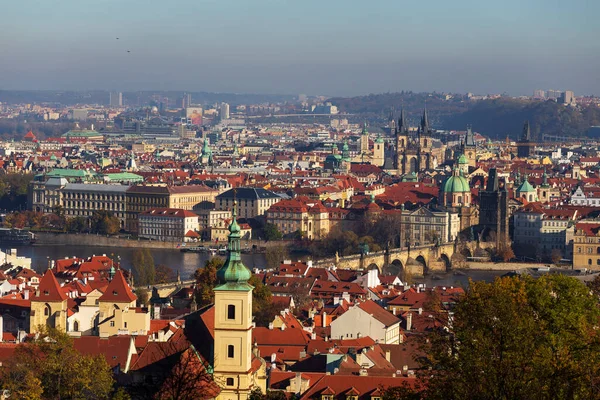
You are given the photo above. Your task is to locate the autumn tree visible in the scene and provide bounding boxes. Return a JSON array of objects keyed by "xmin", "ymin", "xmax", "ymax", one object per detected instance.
[
  {"xmin": 135, "ymin": 288, "xmax": 149, "ymax": 306},
  {"xmin": 156, "ymin": 264, "xmax": 176, "ymax": 284},
  {"xmin": 0, "ymin": 326, "xmax": 114, "ymax": 399},
  {"xmin": 550, "ymin": 249, "xmax": 563, "ymax": 265},
  {"xmin": 422, "ymin": 275, "xmax": 600, "ymax": 400},
  {"xmin": 132, "ymin": 248, "xmax": 155, "ymax": 286},
  {"xmin": 90, "ymin": 210, "xmax": 121, "ymax": 235},
  {"xmin": 193, "ymin": 257, "xmax": 223, "ymax": 307},
  {"xmin": 496, "ymin": 243, "xmax": 515, "ymax": 262},
  {"xmin": 265, "ymin": 245, "xmax": 289, "ymax": 270},
  {"xmin": 249, "ymin": 274, "xmax": 282, "ymax": 327}
]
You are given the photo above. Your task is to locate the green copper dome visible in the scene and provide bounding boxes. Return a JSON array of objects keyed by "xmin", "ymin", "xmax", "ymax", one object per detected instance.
[
  {"xmin": 457, "ymin": 154, "xmax": 468, "ymax": 164},
  {"xmin": 442, "ymin": 174, "xmax": 470, "ymax": 194},
  {"xmin": 517, "ymin": 179, "xmax": 535, "ymax": 193},
  {"xmin": 215, "ymin": 201, "xmax": 252, "ymax": 290}
]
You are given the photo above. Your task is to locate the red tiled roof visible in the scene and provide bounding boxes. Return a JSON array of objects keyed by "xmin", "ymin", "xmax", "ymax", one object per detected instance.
[
  {"xmin": 299, "ymin": 375, "xmax": 418, "ymax": 399},
  {"xmin": 253, "ymin": 327, "xmax": 311, "ymax": 346},
  {"xmin": 73, "ymin": 336, "xmax": 132, "ymax": 369},
  {"xmin": 31, "ymin": 271, "xmax": 67, "ymax": 302},
  {"xmin": 98, "ymin": 270, "xmax": 136, "ymax": 303}
]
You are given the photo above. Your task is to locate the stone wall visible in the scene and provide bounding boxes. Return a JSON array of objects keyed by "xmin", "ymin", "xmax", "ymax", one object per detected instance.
[{"xmin": 34, "ymin": 232, "xmax": 287, "ymax": 250}]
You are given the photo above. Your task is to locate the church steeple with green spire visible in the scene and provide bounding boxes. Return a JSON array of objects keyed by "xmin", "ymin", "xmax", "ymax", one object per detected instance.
[
  {"xmin": 341, "ymin": 140, "xmax": 351, "ymax": 162},
  {"xmin": 215, "ymin": 200, "xmax": 252, "ymax": 291}
]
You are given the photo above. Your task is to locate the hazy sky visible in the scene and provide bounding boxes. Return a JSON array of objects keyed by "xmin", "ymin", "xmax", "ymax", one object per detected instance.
[{"xmin": 1, "ymin": 0, "xmax": 598, "ymax": 96}]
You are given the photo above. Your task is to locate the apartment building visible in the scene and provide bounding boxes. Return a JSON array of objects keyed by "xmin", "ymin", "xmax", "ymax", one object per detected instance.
[
  {"xmin": 138, "ymin": 208, "xmax": 199, "ymax": 242},
  {"xmin": 62, "ymin": 183, "xmax": 129, "ymax": 228}
]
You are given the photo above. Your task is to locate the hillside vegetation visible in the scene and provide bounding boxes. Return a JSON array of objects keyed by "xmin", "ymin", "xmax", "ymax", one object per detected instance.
[{"xmin": 330, "ymin": 92, "xmax": 600, "ymax": 139}]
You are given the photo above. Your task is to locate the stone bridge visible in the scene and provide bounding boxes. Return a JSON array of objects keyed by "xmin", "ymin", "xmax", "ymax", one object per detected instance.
[{"xmin": 313, "ymin": 241, "xmax": 495, "ymax": 277}]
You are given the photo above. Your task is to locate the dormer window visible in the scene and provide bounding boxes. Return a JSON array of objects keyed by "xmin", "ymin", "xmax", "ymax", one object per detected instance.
[
  {"xmin": 113, "ymin": 291, "xmax": 118, "ymax": 296},
  {"xmin": 44, "ymin": 290, "xmax": 49, "ymax": 296}
]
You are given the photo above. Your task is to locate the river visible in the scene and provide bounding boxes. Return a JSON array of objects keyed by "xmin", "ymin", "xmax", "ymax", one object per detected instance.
[
  {"xmin": 10, "ymin": 244, "xmax": 267, "ymax": 280},
  {"xmin": 5, "ymin": 244, "xmax": 515, "ymax": 288}
]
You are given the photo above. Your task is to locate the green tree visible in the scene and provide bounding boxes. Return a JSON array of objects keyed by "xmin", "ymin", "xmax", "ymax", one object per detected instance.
[
  {"xmin": 423, "ymin": 275, "xmax": 600, "ymax": 400},
  {"xmin": 67, "ymin": 216, "xmax": 88, "ymax": 233},
  {"xmin": 90, "ymin": 210, "xmax": 121, "ymax": 235},
  {"xmin": 193, "ymin": 257, "xmax": 223, "ymax": 307},
  {"xmin": 0, "ymin": 326, "xmax": 114, "ymax": 399},
  {"xmin": 263, "ymin": 223, "xmax": 283, "ymax": 241}
]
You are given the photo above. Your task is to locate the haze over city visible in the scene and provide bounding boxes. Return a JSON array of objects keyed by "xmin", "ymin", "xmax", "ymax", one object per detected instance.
[{"xmin": 1, "ymin": 0, "xmax": 599, "ymax": 96}]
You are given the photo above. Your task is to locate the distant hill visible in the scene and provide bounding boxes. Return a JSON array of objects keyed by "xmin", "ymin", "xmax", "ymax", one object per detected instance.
[
  {"xmin": 329, "ymin": 92, "xmax": 600, "ymax": 139},
  {"xmin": 443, "ymin": 98, "xmax": 600, "ymax": 140}
]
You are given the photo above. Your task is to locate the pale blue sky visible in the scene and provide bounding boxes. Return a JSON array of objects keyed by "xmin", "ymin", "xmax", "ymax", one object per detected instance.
[{"xmin": 0, "ymin": 0, "xmax": 598, "ymax": 96}]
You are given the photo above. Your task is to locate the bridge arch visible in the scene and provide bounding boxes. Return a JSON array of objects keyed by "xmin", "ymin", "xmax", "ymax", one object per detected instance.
[
  {"xmin": 366, "ymin": 263, "xmax": 380, "ymax": 272},
  {"xmin": 439, "ymin": 253, "xmax": 452, "ymax": 271},
  {"xmin": 416, "ymin": 255, "xmax": 428, "ymax": 274},
  {"xmin": 383, "ymin": 259, "xmax": 404, "ymax": 276},
  {"xmin": 460, "ymin": 248, "xmax": 472, "ymax": 259}
]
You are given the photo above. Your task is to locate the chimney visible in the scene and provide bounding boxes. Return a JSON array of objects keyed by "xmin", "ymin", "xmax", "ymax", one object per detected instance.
[
  {"xmin": 24, "ymin": 290, "xmax": 29, "ymax": 300},
  {"xmin": 385, "ymin": 350, "xmax": 391, "ymax": 362},
  {"xmin": 359, "ymin": 368, "xmax": 368, "ymax": 376},
  {"xmin": 406, "ymin": 312, "xmax": 412, "ymax": 331},
  {"xmin": 322, "ymin": 312, "xmax": 327, "ymax": 328},
  {"xmin": 418, "ymin": 308, "xmax": 423, "ymax": 315},
  {"xmin": 268, "ymin": 323, "xmax": 274, "ymax": 330},
  {"xmin": 0, "ymin": 314, "xmax": 3, "ymax": 342},
  {"xmin": 307, "ymin": 260, "xmax": 313, "ymax": 269},
  {"xmin": 311, "ymin": 332, "xmax": 316, "ymax": 340},
  {"xmin": 281, "ymin": 325, "xmax": 285, "ymax": 331}
]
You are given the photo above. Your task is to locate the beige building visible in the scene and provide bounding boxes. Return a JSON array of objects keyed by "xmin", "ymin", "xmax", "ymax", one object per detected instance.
[
  {"xmin": 216, "ymin": 188, "xmax": 281, "ymax": 219},
  {"xmin": 400, "ymin": 206, "xmax": 460, "ymax": 246},
  {"xmin": 197, "ymin": 209, "xmax": 232, "ymax": 239},
  {"xmin": 138, "ymin": 208, "xmax": 199, "ymax": 242},
  {"xmin": 168, "ymin": 185, "xmax": 219, "ymax": 211},
  {"xmin": 265, "ymin": 198, "xmax": 346, "ymax": 240},
  {"xmin": 211, "ymin": 218, "xmax": 252, "ymax": 243},
  {"xmin": 573, "ymin": 221, "xmax": 600, "ymax": 269},
  {"xmin": 97, "ymin": 270, "xmax": 149, "ymax": 337}
]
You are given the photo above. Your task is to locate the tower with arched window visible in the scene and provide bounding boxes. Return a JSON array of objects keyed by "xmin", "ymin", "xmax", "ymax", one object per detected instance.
[{"xmin": 30, "ymin": 271, "xmax": 68, "ymax": 333}]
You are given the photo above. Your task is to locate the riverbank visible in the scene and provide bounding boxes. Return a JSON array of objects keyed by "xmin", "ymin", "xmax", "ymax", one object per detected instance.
[
  {"xmin": 32, "ymin": 232, "xmax": 291, "ymax": 250},
  {"xmin": 466, "ymin": 261, "xmax": 558, "ymax": 271}
]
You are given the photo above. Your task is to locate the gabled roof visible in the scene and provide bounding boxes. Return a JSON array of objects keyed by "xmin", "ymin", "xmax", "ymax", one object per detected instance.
[
  {"xmin": 356, "ymin": 300, "xmax": 400, "ymax": 327},
  {"xmin": 98, "ymin": 270, "xmax": 136, "ymax": 303},
  {"xmin": 32, "ymin": 271, "xmax": 67, "ymax": 302}
]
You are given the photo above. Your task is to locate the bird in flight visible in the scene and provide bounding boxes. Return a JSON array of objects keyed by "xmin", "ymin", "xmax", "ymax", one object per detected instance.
[
  {"xmin": 127, "ymin": 50, "xmax": 131, "ymax": 53},
  {"xmin": 116, "ymin": 37, "xmax": 119, "ymax": 40}
]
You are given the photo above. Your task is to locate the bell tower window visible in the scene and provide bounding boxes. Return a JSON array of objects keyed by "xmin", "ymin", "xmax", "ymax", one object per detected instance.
[
  {"xmin": 227, "ymin": 304, "xmax": 235, "ymax": 320},
  {"xmin": 227, "ymin": 345, "xmax": 234, "ymax": 358}
]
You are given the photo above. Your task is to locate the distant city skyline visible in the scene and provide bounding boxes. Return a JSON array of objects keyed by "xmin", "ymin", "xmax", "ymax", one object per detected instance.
[{"xmin": 0, "ymin": 0, "xmax": 599, "ymax": 97}]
